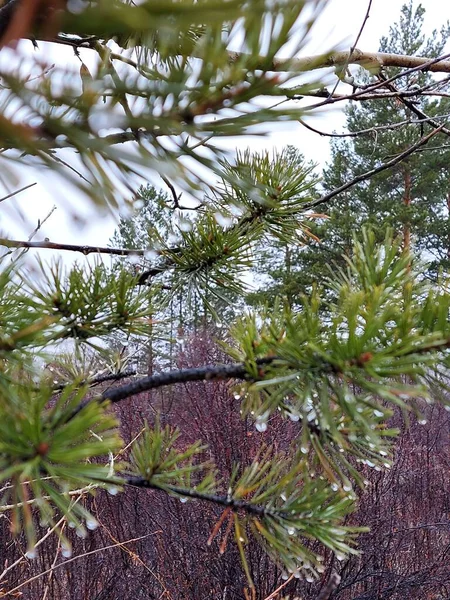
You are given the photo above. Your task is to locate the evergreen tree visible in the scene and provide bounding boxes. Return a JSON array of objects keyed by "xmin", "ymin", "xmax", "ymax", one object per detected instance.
[{"xmin": 249, "ymin": 1, "xmax": 450, "ymax": 307}]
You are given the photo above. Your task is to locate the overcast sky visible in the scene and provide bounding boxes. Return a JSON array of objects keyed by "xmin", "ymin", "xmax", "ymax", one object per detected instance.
[{"xmin": 1, "ymin": 0, "xmax": 450, "ymax": 253}]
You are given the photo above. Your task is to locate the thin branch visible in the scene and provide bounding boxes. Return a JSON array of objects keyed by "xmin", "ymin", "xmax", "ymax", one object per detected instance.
[
  {"xmin": 160, "ymin": 175, "xmax": 182, "ymax": 209},
  {"xmin": 3, "ymin": 532, "xmax": 160, "ymax": 597},
  {"xmin": 298, "ymin": 51, "xmax": 450, "ymax": 111},
  {"xmin": 263, "ymin": 575, "xmax": 295, "ymax": 600},
  {"xmin": 302, "ymin": 125, "xmax": 444, "ymax": 211},
  {"xmin": 299, "ymin": 114, "xmax": 450, "ymax": 139},
  {"xmin": 0, "ymin": 238, "xmax": 153, "ymax": 256},
  {"xmin": 124, "ymin": 478, "xmax": 275, "ymax": 518},
  {"xmin": 377, "ymin": 72, "xmax": 450, "ymax": 137},
  {"xmin": 328, "ymin": 0, "xmax": 373, "ymax": 97},
  {"xmin": 52, "ymin": 369, "xmax": 136, "ymax": 392},
  {"xmin": 0, "ymin": 181, "xmax": 37, "ymax": 204},
  {"xmin": 269, "ymin": 49, "xmax": 450, "ymax": 75}
]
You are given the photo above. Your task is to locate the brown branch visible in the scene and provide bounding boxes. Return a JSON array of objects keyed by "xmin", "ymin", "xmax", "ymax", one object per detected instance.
[
  {"xmin": 298, "ymin": 116, "xmax": 443, "ymax": 139},
  {"xmin": 101, "ymin": 357, "xmax": 277, "ymax": 405},
  {"xmin": 271, "ymin": 49, "xmax": 450, "ymax": 75},
  {"xmin": 52, "ymin": 369, "xmax": 136, "ymax": 392},
  {"xmin": 263, "ymin": 575, "xmax": 295, "ymax": 600},
  {"xmin": 303, "ymin": 125, "xmax": 444, "ymax": 211},
  {"xmin": 0, "ymin": 238, "xmax": 154, "ymax": 256},
  {"xmin": 124, "ymin": 479, "xmax": 274, "ymax": 518}
]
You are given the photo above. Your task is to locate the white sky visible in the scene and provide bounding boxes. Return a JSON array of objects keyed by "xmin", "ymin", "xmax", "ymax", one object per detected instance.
[{"xmin": 1, "ymin": 0, "xmax": 449, "ymax": 254}]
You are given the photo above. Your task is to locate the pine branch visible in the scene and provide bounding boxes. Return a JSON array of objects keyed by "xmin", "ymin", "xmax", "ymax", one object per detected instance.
[
  {"xmin": 52, "ymin": 369, "xmax": 136, "ymax": 392},
  {"xmin": 269, "ymin": 49, "xmax": 450, "ymax": 75},
  {"xmin": 124, "ymin": 478, "xmax": 272, "ymax": 518},
  {"xmin": 302, "ymin": 125, "xmax": 444, "ymax": 211},
  {"xmin": 0, "ymin": 238, "xmax": 151, "ymax": 256},
  {"xmin": 101, "ymin": 358, "xmax": 276, "ymax": 404}
]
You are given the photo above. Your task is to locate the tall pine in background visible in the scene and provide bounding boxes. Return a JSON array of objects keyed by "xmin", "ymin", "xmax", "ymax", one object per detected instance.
[{"xmin": 248, "ymin": 1, "xmax": 450, "ymax": 308}]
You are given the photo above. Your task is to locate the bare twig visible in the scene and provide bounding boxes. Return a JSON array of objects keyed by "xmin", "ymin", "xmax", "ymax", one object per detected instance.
[
  {"xmin": 377, "ymin": 71, "xmax": 450, "ymax": 137},
  {"xmin": 3, "ymin": 532, "xmax": 160, "ymax": 596},
  {"xmin": 328, "ymin": 0, "xmax": 373, "ymax": 97},
  {"xmin": 52, "ymin": 369, "xmax": 136, "ymax": 392},
  {"xmin": 303, "ymin": 125, "xmax": 444, "ymax": 211},
  {"xmin": 0, "ymin": 181, "xmax": 37, "ymax": 204},
  {"xmin": 0, "ymin": 238, "xmax": 155, "ymax": 256},
  {"xmin": 299, "ymin": 114, "xmax": 450, "ymax": 139},
  {"xmin": 263, "ymin": 575, "xmax": 294, "ymax": 600},
  {"xmin": 161, "ymin": 175, "xmax": 182, "ymax": 209}
]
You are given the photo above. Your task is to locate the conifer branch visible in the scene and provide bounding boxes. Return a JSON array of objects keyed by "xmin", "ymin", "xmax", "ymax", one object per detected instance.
[
  {"xmin": 124, "ymin": 478, "xmax": 272, "ymax": 518},
  {"xmin": 0, "ymin": 239, "xmax": 150, "ymax": 256},
  {"xmin": 101, "ymin": 358, "xmax": 277, "ymax": 404}
]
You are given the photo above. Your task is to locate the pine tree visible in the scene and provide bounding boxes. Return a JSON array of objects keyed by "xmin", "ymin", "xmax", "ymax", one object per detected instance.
[
  {"xmin": 1, "ymin": 2, "xmax": 450, "ymax": 598},
  {"xmin": 249, "ymin": 1, "xmax": 450, "ymax": 306}
]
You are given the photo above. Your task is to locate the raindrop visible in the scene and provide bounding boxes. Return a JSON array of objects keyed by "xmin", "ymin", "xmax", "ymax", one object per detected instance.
[
  {"xmin": 144, "ymin": 249, "xmax": 158, "ymax": 260},
  {"xmin": 68, "ymin": 521, "xmax": 77, "ymax": 529},
  {"xmin": 255, "ymin": 421, "xmax": 267, "ymax": 432},
  {"xmin": 61, "ymin": 545, "xmax": 72, "ymax": 558},
  {"xmin": 179, "ymin": 219, "xmax": 193, "ymax": 232},
  {"xmin": 168, "ymin": 233, "xmax": 181, "ymax": 245},
  {"xmin": 418, "ymin": 418, "xmax": 427, "ymax": 425},
  {"xmin": 128, "ymin": 253, "xmax": 141, "ymax": 265},
  {"xmin": 25, "ymin": 549, "xmax": 37, "ymax": 559},
  {"xmin": 343, "ymin": 484, "xmax": 352, "ymax": 492},
  {"xmin": 374, "ymin": 409, "xmax": 384, "ymax": 417},
  {"xmin": 288, "ymin": 412, "xmax": 300, "ymax": 422},
  {"xmin": 306, "ymin": 575, "xmax": 314, "ymax": 583},
  {"xmin": 300, "ymin": 446, "xmax": 308, "ymax": 455},
  {"xmin": 108, "ymin": 486, "xmax": 119, "ymax": 496},
  {"xmin": 317, "ymin": 564, "xmax": 325, "ymax": 573},
  {"xmin": 281, "ymin": 573, "xmax": 289, "ymax": 581},
  {"xmin": 76, "ymin": 527, "xmax": 87, "ymax": 539},
  {"xmin": 335, "ymin": 552, "xmax": 346, "ymax": 562},
  {"xmin": 180, "ymin": 497, "xmax": 188, "ymax": 504},
  {"xmin": 331, "ymin": 483, "xmax": 339, "ymax": 492},
  {"xmin": 287, "ymin": 527, "xmax": 295, "ymax": 536},
  {"xmin": 214, "ymin": 212, "xmax": 233, "ymax": 228},
  {"xmin": 86, "ymin": 519, "xmax": 98, "ymax": 531}
]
